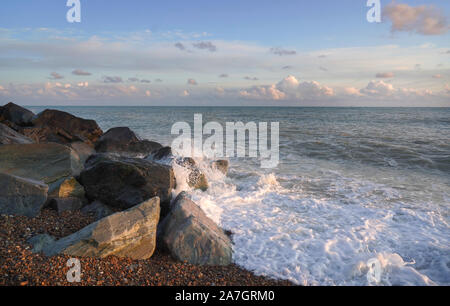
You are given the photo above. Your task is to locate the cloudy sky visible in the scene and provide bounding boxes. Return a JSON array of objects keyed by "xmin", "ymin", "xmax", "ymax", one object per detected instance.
[{"xmin": 0, "ymin": 0, "xmax": 449, "ymax": 106}]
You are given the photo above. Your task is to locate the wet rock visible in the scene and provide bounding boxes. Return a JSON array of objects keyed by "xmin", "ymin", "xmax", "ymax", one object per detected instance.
[
  {"xmin": 159, "ymin": 193, "xmax": 232, "ymax": 266},
  {"xmin": 39, "ymin": 197, "xmax": 160, "ymax": 260},
  {"xmin": 0, "ymin": 102, "xmax": 35, "ymax": 126},
  {"xmin": 24, "ymin": 109, "xmax": 103, "ymax": 146},
  {"xmin": 212, "ymin": 160, "xmax": 229, "ymax": 175},
  {"xmin": 151, "ymin": 146, "xmax": 173, "ymax": 161},
  {"xmin": 95, "ymin": 127, "xmax": 162, "ymax": 156},
  {"xmin": 175, "ymin": 158, "xmax": 209, "ymax": 191},
  {"xmin": 0, "ymin": 172, "xmax": 48, "ymax": 217},
  {"xmin": 79, "ymin": 154, "xmax": 175, "ymax": 210},
  {"xmin": 0, "ymin": 123, "xmax": 34, "ymax": 145},
  {"xmin": 0, "ymin": 143, "xmax": 83, "ymax": 196}
]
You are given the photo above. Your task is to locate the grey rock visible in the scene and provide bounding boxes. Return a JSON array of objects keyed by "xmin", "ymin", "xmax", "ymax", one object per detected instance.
[
  {"xmin": 0, "ymin": 172, "xmax": 48, "ymax": 217},
  {"xmin": 95, "ymin": 127, "xmax": 162, "ymax": 156},
  {"xmin": 41, "ymin": 197, "xmax": 160, "ymax": 260},
  {"xmin": 0, "ymin": 102, "xmax": 35, "ymax": 126},
  {"xmin": 81, "ymin": 201, "xmax": 114, "ymax": 221},
  {"xmin": 160, "ymin": 194, "xmax": 232, "ymax": 266},
  {"xmin": 0, "ymin": 123, "xmax": 34, "ymax": 145},
  {"xmin": 49, "ymin": 197, "xmax": 84, "ymax": 216},
  {"xmin": 70, "ymin": 141, "xmax": 96, "ymax": 165},
  {"xmin": 80, "ymin": 154, "xmax": 175, "ymax": 210},
  {"xmin": 27, "ymin": 234, "xmax": 56, "ymax": 253},
  {"xmin": 0, "ymin": 143, "xmax": 83, "ymax": 195}
]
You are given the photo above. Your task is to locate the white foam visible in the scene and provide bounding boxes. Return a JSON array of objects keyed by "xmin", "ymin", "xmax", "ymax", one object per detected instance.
[{"xmin": 173, "ymin": 156, "xmax": 450, "ymax": 286}]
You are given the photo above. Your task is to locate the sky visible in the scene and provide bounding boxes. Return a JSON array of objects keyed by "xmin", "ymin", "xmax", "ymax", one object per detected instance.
[{"xmin": 0, "ymin": 0, "xmax": 449, "ymax": 106}]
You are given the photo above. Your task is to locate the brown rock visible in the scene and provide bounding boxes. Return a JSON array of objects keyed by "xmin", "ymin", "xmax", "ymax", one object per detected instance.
[{"xmin": 27, "ymin": 109, "xmax": 103, "ymax": 146}]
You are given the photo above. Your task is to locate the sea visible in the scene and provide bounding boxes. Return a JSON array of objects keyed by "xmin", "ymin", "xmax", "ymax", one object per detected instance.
[{"xmin": 28, "ymin": 106, "xmax": 450, "ymax": 286}]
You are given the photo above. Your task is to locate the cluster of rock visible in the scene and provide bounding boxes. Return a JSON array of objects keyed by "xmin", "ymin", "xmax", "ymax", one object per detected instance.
[{"xmin": 0, "ymin": 102, "xmax": 231, "ymax": 266}]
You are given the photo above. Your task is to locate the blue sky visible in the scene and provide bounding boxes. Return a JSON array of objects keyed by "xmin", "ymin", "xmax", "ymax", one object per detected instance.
[{"xmin": 0, "ymin": 0, "xmax": 449, "ymax": 106}]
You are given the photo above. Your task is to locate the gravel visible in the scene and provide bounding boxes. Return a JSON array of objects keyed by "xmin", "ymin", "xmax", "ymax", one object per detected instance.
[{"xmin": 0, "ymin": 209, "xmax": 294, "ymax": 286}]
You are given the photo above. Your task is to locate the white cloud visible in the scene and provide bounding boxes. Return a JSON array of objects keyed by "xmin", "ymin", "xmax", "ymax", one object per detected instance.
[
  {"xmin": 383, "ymin": 2, "xmax": 449, "ymax": 35},
  {"xmin": 239, "ymin": 76, "xmax": 334, "ymax": 101}
]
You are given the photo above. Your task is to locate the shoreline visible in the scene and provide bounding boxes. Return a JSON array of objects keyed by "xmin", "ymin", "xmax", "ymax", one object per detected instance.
[{"xmin": 0, "ymin": 209, "xmax": 294, "ymax": 286}]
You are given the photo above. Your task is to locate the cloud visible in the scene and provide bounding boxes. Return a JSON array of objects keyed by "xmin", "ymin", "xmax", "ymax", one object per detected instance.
[
  {"xmin": 376, "ymin": 72, "xmax": 395, "ymax": 78},
  {"xmin": 270, "ymin": 47, "xmax": 297, "ymax": 56},
  {"xmin": 318, "ymin": 54, "xmax": 327, "ymax": 58},
  {"xmin": 244, "ymin": 76, "xmax": 259, "ymax": 81},
  {"xmin": 360, "ymin": 80, "xmax": 396, "ymax": 96},
  {"xmin": 192, "ymin": 41, "xmax": 217, "ymax": 52},
  {"xmin": 219, "ymin": 74, "xmax": 229, "ymax": 78},
  {"xmin": 319, "ymin": 66, "xmax": 328, "ymax": 72},
  {"xmin": 155, "ymin": 79, "xmax": 163, "ymax": 83},
  {"xmin": 141, "ymin": 79, "xmax": 151, "ymax": 83},
  {"xmin": 240, "ymin": 85, "xmax": 286, "ymax": 100},
  {"xmin": 383, "ymin": 2, "xmax": 449, "ymax": 35},
  {"xmin": 187, "ymin": 78, "xmax": 198, "ymax": 85},
  {"xmin": 49, "ymin": 72, "xmax": 64, "ymax": 80},
  {"xmin": 239, "ymin": 75, "xmax": 334, "ymax": 101},
  {"xmin": 128, "ymin": 77, "xmax": 140, "ymax": 82},
  {"xmin": 282, "ymin": 66, "xmax": 293, "ymax": 70},
  {"xmin": 145, "ymin": 90, "xmax": 151, "ymax": 97},
  {"xmin": 180, "ymin": 90, "xmax": 190, "ymax": 97},
  {"xmin": 432, "ymin": 74, "xmax": 443, "ymax": 79},
  {"xmin": 174, "ymin": 42, "xmax": 186, "ymax": 50},
  {"xmin": 103, "ymin": 76, "xmax": 123, "ymax": 83},
  {"xmin": 72, "ymin": 69, "xmax": 92, "ymax": 76}
]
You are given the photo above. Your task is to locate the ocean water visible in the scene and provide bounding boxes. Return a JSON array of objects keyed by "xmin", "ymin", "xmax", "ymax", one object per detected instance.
[{"xmin": 29, "ymin": 106, "xmax": 450, "ymax": 286}]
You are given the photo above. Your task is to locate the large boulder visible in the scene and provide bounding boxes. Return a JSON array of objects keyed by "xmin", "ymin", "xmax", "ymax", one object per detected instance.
[
  {"xmin": 95, "ymin": 127, "xmax": 162, "ymax": 156},
  {"xmin": 0, "ymin": 143, "xmax": 83, "ymax": 195},
  {"xmin": 0, "ymin": 102, "xmax": 35, "ymax": 126},
  {"xmin": 79, "ymin": 154, "xmax": 175, "ymax": 211},
  {"xmin": 69, "ymin": 141, "xmax": 96, "ymax": 165},
  {"xmin": 22, "ymin": 109, "xmax": 103, "ymax": 146},
  {"xmin": 0, "ymin": 172, "xmax": 48, "ymax": 217},
  {"xmin": 35, "ymin": 197, "xmax": 160, "ymax": 260},
  {"xmin": 0, "ymin": 123, "xmax": 34, "ymax": 145},
  {"xmin": 159, "ymin": 192, "xmax": 232, "ymax": 266}
]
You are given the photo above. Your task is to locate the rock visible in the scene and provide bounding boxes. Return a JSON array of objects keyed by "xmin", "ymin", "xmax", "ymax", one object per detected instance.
[
  {"xmin": 0, "ymin": 123, "xmax": 34, "ymax": 145},
  {"xmin": 79, "ymin": 154, "xmax": 175, "ymax": 210},
  {"xmin": 0, "ymin": 102, "xmax": 35, "ymax": 126},
  {"xmin": 27, "ymin": 234, "xmax": 56, "ymax": 253},
  {"xmin": 95, "ymin": 127, "xmax": 162, "ymax": 156},
  {"xmin": 49, "ymin": 197, "xmax": 84, "ymax": 215},
  {"xmin": 69, "ymin": 141, "xmax": 96, "ymax": 165},
  {"xmin": 51, "ymin": 177, "xmax": 85, "ymax": 199},
  {"xmin": 81, "ymin": 201, "xmax": 114, "ymax": 221},
  {"xmin": 175, "ymin": 158, "xmax": 208, "ymax": 191},
  {"xmin": 25, "ymin": 109, "xmax": 103, "ymax": 146},
  {"xmin": 0, "ymin": 143, "xmax": 83, "ymax": 195},
  {"xmin": 40, "ymin": 197, "xmax": 160, "ymax": 260},
  {"xmin": 212, "ymin": 160, "xmax": 229, "ymax": 175},
  {"xmin": 151, "ymin": 146, "xmax": 173, "ymax": 161},
  {"xmin": 159, "ymin": 193, "xmax": 232, "ymax": 266},
  {"xmin": 0, "ymin": 172, "xmax": 48, "ymax": 217}
]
